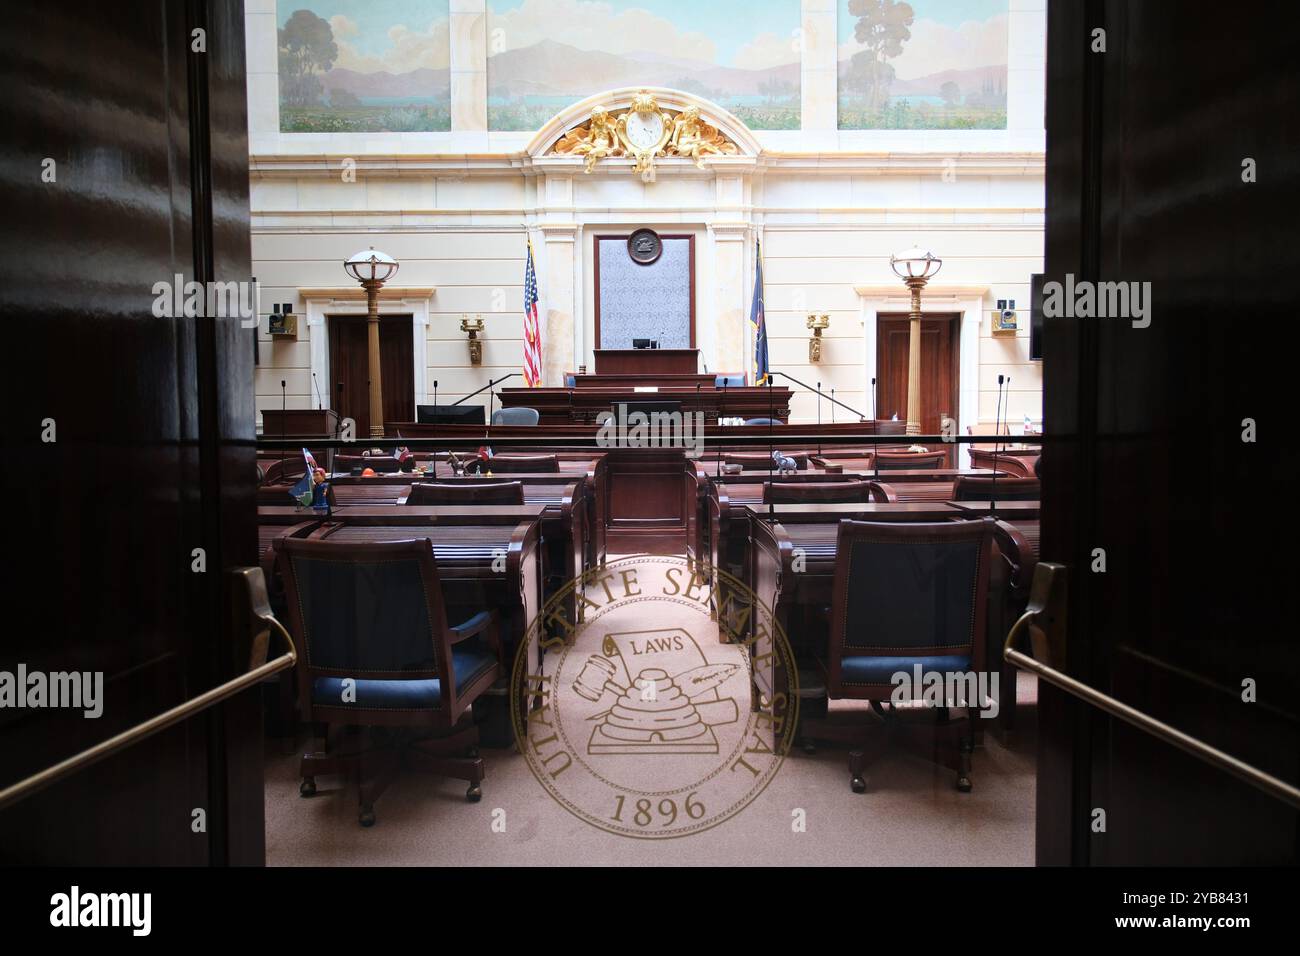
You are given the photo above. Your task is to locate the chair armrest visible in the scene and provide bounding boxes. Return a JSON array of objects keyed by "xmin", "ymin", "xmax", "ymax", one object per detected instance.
[
  {"xmin": 867, "ymin": 481, "xmax": 898, "ymax": 503},
  {"xmin": 449, "ymin": 609, "xmax": 497, "ymax": 645},
  {"xmin": 992, "ymin": 520, "xmax": 1037, "ymax": 592}
]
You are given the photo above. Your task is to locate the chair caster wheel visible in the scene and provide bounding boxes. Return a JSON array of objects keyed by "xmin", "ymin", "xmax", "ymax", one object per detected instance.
[
  {"xmin": 299, "ymin": 778, "xmax": 316, "ymax": 797},
  {"xmin": 800, "ymin": 739, "xmax": 816, "ymax": 755},
  {"xmin": 851, "ymin": 776, "xmax": 866, "ymax": 794},
  {"xmin": 359, "ymin": 806, "xmax": 376, "ymax": 827},
  {"xmin": 956, "ymin": 775, "xmax": 972, "ymax": 793},
  {"xmin": 466, "ymin": 783, "xmax": 483, "ymax": 802},
  {"xmin": 466, "ymin": 747, "xmax": 479, "ymax": 759}
]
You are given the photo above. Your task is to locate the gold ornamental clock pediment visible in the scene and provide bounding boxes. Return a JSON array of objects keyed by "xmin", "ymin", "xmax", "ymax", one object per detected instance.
[{"xmin": 551, "ymin": 90, "xmax": 740, "ymax": 182}]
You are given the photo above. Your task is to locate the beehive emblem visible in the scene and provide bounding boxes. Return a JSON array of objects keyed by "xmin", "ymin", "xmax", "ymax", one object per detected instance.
[{"xmin": 572, "ymin": 628, "xmax": 741, "ymax": 755}]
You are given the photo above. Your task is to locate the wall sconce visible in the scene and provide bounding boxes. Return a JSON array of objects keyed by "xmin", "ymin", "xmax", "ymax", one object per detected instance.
[
  {"xmin": 806, "ymin": 313, "xmax": 830, "ymax": 362},
  {"xmin": 460, "ymin": 314, "xmax": 485, "ymax": 365}
]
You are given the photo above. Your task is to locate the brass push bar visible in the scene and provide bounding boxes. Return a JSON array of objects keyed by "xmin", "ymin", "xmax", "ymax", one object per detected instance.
[
  {"xmin": 1004, "ymin": 562, "xmax": 1300, "ymax": 811},
  {"xmin": 0, "ymin": 567, "xmax": 296, "ymax": 812}
]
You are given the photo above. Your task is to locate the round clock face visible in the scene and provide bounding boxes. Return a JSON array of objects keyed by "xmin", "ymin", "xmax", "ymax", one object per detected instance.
[{"xmin": 624, "ymin": 111, "xmax": 664, "ymax": 151}]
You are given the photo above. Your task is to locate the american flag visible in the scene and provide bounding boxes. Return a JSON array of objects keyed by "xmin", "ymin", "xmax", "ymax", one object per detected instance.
[{"xmin": 522, "ymin": 240, "xmax": 542, "ymax": 387}]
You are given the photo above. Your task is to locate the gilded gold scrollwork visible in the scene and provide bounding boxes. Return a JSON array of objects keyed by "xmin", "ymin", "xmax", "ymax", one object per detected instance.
[
  {"xmin": 549, "ymin": 94, "xmax": 739, "ymax": 179},
  {"xmin": 552, "ymin": 106, "xmax": 624, "ymax": 173},
  {"xmin": 666, "ymin": 105, "xmax": 738, "ymax": 167}
]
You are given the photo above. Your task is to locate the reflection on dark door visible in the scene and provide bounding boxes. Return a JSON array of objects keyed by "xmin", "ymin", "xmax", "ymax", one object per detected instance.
[
  {"xmin": 877, "ymin": 314, "xmax": 959, "ymax": 464},
  {"xmin": 328, "ymin": 315, "xmax": 414, "ymax": 438},
  {"xmin": 0, "ymin": 2, "xmax": 263, "ymax": 863},
  {"xmin": 1039, "ymin": 2, "xmax": 1300, "ymax": 864}
]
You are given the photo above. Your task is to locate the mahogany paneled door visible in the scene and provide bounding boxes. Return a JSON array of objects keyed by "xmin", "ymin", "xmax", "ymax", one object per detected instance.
[
  {"xmin": 0, "ymin": 0, "xmax": 264, "ymax": 864},
  {"xmin": 1037, "ymin": 0, "xmax": 1300, "ymax": 864},
  {"xmin": 876, "ymin": 313, "xmax": 959, "ymax": 465},
  {"xmin": 328, "ymin": 315, "xmax": 414, "ymax": 437}
]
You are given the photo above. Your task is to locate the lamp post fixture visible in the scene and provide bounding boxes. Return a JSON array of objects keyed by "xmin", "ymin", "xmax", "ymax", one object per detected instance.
[
  {"xmin": 889, "ymin": 246, "xmax": 942, "ymax": 437},
  {"xmin": 343, "ymin": 247, "xmax": 399, "ymax": 438}
]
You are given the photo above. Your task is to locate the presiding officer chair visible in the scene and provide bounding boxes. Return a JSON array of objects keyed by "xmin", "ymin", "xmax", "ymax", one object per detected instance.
[
  {"xmin": 275, "ymin": 537, "xmax": 501, "ymax": 827},
  {"xmin": 810, "ymin": 518, "xmax": 995, "ymax": 794}
]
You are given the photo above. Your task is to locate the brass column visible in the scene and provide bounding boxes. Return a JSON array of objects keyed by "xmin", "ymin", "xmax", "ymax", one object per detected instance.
[
  {"xmin": 364, "ymin": 279, "xmax": 384, "ymax": 439},
  {"xmin": 905, "ymin": 277, "xmax": 924, "ymax": 436},
  {"xmin": 889, "ymin": 246, "xmax": 941, "ymax": 438},
  {"xmin": 343, "ymin": 247, "xmax": 399, "ymax": 440}
]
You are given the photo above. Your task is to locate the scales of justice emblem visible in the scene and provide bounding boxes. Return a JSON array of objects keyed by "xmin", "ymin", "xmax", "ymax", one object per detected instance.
[{"xmin": 571, "ymin": 628, "xmax": 741, "ymax": 755}]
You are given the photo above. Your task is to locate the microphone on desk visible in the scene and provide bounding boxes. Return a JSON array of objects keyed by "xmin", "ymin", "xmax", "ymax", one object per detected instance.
[
  {"xmin": 312, "ymin": 372, "xmax": 324, "ymax": 411},
  {"xmin": 870, "ymin": 378, "xmax": 878, "ymax": 479},
  {"xmin": 990, "ymin": 374, "xmax": 1008, "ymax": 514},
  {"xmin": 278, "ymin": 379, "xmax": 287, "ymax": 472}
]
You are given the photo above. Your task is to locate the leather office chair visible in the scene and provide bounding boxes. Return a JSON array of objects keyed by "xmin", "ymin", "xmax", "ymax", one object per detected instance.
[
  {"xmin": 276, "ymin": 537, "xmax": 501, "ymax": 827},
  {"xmin": 407, "ymin": 480, "xmax": 525, "ymax": 506},
  {"xmin": 491, "ymin": 406, "xmax": 540, "ymax": 426},
  {"xmin": 951, "ymin": 475, "xmax": 1040, "ymax": 501},
  {"xmin": 762, "ymin": 480, "xmax": 885, "ymax": 504},
  {"xmin": 872, "ymin": 449, "xmax": 946, "ymax": 470},
  {"xmin": 744, "ymin": 417, "xmax": 784, "ymax": 426},
  {"xmin": 714, "ymin": 373, "xmax": 746, "ymax": 387},
  {"xmin": 815, "ymin": 518, "xmax": 995, "ymax": 794},
  {"xmin": 485, "ymin": 453, "xmax": 558, "ymax": 473}
]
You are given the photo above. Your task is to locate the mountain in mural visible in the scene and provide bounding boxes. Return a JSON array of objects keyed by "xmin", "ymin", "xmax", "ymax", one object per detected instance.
[
  {"xmin": 321, "ymin": 67, "xmax": 450, "ymax": 100},
  {"xmin": 487, "ymin": 38, "xmax": 799, "ymax": 130}
]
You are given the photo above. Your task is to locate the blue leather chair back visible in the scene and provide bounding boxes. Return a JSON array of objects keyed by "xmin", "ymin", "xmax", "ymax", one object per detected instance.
[
  {"xmin": 744, "ymin": 417, "xmax": 783, "ymax": 426},
  {"xmin": 280, "ymin": 539, "xmax": 445, "ymax": 678},
  {"xmin": 951, "ymin": 476, "xmax": 1040, "ymax": 502},
  {"xmin": 715, "ymin": 373, "xmax": 746, "ymax": 387},
  {"xmin": 827, "ymin": 519, "xmax": 994, "ymax": 696},
  {"xmin": 491, "ymin": 406, "xmax": 540, "ymax": 426}
]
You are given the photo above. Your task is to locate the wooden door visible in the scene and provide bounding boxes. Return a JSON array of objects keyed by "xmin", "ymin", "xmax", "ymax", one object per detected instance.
[
  {"xmin": 0, "ymin": 1, "xmax": 264, "ymax": 863},
  {"xmin": 876, "ymin": 314, "xmax": 959, "ymax": 463},
  {"xmin": 328, "ymin": 315, "xmax": 414, "ymax": 438},
  {"xmin": 1038, "ymin": 1, "xmax": 1299, "ymax": 864}
]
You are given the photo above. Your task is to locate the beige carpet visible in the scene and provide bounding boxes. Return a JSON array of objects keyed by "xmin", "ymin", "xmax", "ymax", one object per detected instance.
[{"xmin": 266, "ymin": 554, "xmax": 1037, "ymax": 866}]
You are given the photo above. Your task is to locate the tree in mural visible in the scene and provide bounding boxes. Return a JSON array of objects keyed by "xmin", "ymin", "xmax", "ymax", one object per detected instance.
[
  {"xmin": 278, "ymin": 9, "xmax": 338, "ymax": 108},
  {"xmin": 844, "ymin": 0, "xmax": 914, "ymax": 115},
  {"xmin": 940, "ymin": 80, "xmax": 961, "ymax": 107}
]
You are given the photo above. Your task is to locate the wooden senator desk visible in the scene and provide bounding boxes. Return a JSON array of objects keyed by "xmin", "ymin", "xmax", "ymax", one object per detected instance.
[
  {"xmin": 702, "ymin": 471, "xmax": 872, "ymax": 584},
  {"xmin": 390, "ymin": 425, "xmax": 610, "ymax": 564},
  {"xmin": 700, "ymin": 469, "xmax": 1000, "ymax": 586},
  {"xmin": 498, "ymin": 384, "xmax": 794, "ymax": 426},
  {"xmin": 425, "ymin": 468, "xmax": 598, "ymax": 574}
]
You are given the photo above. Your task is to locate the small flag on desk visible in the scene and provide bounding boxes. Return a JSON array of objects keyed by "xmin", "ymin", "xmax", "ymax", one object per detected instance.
[
  {"xmin": 750, "ymin": 238, "xmax": 770, "ymax": 386},
  {"xmin": 522, "ymin": 240, "xmax": 542, "ymax": 387}
]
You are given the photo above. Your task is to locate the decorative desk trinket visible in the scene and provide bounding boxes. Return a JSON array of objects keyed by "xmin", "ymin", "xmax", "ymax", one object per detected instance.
[{"xmin": 772, "ymin": 450, "xmax": 798, "ymax": 475}]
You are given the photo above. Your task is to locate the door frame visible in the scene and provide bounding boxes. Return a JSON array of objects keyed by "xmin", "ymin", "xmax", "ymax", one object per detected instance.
[
  {"xmin": 856, "ymin": 285, "xmax": 984, "ymax": 465},
  {"xmin": 301, "ymin": 287, "xmax": 433, "ymax": 418}
]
